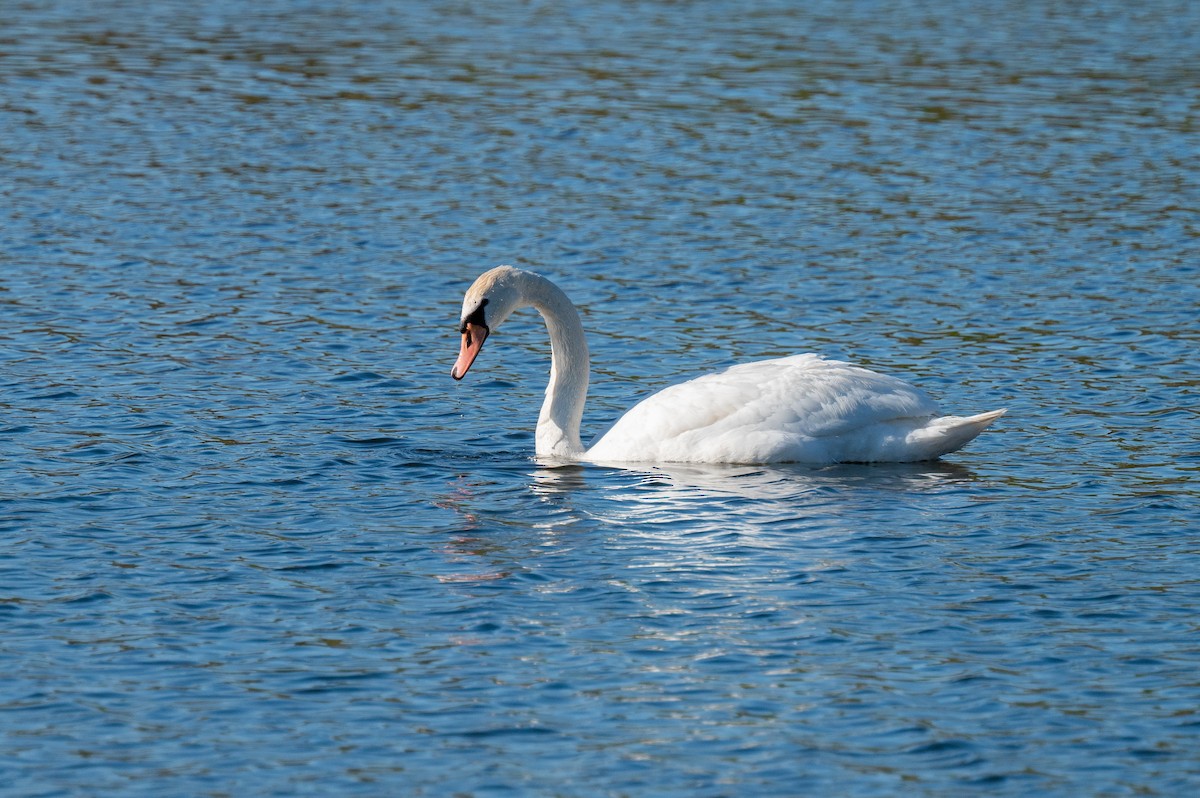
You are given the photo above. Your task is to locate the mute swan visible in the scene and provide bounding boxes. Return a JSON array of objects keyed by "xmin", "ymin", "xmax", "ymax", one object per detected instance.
[{"xmin": 451, "ymin": 266, "xmax": 1004, "ymax": 464}]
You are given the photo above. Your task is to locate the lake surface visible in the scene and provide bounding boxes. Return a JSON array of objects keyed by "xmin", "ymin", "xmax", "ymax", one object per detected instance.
[{"xmin": 2, "ymin": 0, "xmax": 1199, "ymax": 794}]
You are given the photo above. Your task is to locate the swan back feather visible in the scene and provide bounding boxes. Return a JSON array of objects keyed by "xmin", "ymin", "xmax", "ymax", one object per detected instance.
[{"xmin": 585, "ymin": 354, "xmax": 967, "ymax": 463}]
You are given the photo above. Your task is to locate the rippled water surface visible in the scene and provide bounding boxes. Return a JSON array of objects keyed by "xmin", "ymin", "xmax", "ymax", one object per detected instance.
[{"xmin": 3, "ymin": 1, "xmax": 1199, "ymax": 795}]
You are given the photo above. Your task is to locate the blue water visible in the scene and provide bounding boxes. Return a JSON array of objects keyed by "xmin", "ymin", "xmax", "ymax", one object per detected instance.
[{"xmin": 2, "ymin": 0, "xmax": 1199, "ymax": 795}]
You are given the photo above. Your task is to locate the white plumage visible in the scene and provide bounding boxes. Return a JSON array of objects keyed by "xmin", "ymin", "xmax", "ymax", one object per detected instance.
[{"xmin": 450, "ymin": 266, "xmax": 1004, "ymax": 464}]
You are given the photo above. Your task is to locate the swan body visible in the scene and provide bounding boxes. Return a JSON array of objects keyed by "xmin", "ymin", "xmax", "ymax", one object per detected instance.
[{"xmin": 451, "ymin": 266, "xmax": 1004, "ymax": 464}]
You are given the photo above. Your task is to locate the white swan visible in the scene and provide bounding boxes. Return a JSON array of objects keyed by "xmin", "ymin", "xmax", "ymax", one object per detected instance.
[{"xmin": 451, "ymin": 266, "xmax": 1004, "ymax": 464}]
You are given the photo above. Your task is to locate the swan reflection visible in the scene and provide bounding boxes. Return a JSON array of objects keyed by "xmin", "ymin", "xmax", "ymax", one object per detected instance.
[{"xmin": 532, "ymin": 458, "xmax": 979, "ymax": 503}]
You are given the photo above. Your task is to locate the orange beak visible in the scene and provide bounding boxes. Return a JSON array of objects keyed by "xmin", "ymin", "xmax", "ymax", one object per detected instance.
[{"xmin": 451, "ymin": 321, "xmax": 489, "ymax": 380}]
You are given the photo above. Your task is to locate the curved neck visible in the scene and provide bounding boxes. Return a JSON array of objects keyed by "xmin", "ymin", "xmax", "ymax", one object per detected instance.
[{"xmin": 518, "ymin": 272, "xmax": 589, "ymax": 460}]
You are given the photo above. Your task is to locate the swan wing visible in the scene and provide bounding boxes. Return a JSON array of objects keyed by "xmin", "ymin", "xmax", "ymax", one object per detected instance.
[{"xmin": 585, "ymin": 354, "xmax": 974, "ymax": 464}]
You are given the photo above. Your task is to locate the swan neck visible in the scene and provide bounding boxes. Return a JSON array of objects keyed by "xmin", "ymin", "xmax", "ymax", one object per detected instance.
[{"xmin": 522, "ymin": 273, "xmax": 589, "ymax": 460}]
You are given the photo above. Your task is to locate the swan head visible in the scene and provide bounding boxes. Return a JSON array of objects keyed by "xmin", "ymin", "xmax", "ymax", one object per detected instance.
[{"xmin": 451, "ymin": 266, "xmax": 525, "ymax": 380}]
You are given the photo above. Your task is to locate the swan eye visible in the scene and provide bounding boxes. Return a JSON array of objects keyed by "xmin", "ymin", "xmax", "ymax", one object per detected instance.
[{"xmin": 459, "ymin": 298, "xmax": 488, "ymax": 333}]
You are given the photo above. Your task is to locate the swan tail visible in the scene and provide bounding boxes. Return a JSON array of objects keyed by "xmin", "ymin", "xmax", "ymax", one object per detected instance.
[{"xmin": 905, "ymin": 409, "xmax": 1006, "ymax": 460}]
